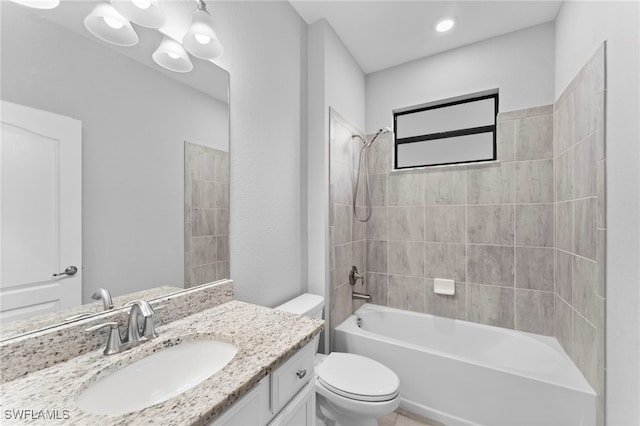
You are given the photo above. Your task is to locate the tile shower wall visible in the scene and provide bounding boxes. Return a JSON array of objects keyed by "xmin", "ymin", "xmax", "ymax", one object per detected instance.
[
  {"xmin": 185, "ymin": 142, "xmax": 230, "ymax": 287},
  {"xmin": 553, "ymin": 44, "xmax": 606, "ymax": 424},
  {"xmin": 364, "ymin": 105, "xmax": 556, "ymax": 335},
  {"xmin": 329, "ymin": 109, "xmax": 368, "ymax": 349}
]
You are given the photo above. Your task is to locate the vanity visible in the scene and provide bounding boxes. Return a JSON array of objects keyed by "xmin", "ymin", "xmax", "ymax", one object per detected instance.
[{"xmin": 1, "ymin": 286, "xmax": 323, "ymax": 425}]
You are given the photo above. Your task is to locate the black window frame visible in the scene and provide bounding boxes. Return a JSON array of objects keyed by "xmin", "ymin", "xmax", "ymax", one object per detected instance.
[{"xmin": 393, "ymin": 92, "xmax": 499, "ymax": 169}]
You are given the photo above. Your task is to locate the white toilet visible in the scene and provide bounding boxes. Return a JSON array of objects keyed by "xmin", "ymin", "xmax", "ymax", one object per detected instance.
[{"xmin": 276, "ymin": 293, "xmax": 400, "ymax": 426}]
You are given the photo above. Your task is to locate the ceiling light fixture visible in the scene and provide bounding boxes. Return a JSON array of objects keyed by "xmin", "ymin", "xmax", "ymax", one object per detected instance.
[
  {"xmin": 182, "ymin": 0, "xmax": 223, "ymax": 60},
  {"xmin": 111, "ymin": 0, "xmax": 166, "ymax": 29},
  {"xmin": 9, "ymin": 0, "xmax": 60, "ymax": 9},
  {"xmin": 84, "ymin": 3, "xmax": 139, "ymax": 47},
  {"xmin": 152, "ymin": 36, "xmax": 194, "ymax": 73},
  {"xmin": 435, "ymin": 18, "xmax": 456, "ymax": 33}
]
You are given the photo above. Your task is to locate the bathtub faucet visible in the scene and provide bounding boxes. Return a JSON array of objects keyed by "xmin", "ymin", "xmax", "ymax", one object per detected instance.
[
  {"xmin": 349, "ymin": 265, "xmax": 364, "ymax": 286},
  {"xmin": 352, "ymin": 292, "xmax": 371, "ymax": 301}
]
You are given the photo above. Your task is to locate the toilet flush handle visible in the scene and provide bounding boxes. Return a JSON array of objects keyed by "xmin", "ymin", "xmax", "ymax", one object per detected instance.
[{"xmin": 296, "ymin": 369, "xmax": 307, "ymax": 379}]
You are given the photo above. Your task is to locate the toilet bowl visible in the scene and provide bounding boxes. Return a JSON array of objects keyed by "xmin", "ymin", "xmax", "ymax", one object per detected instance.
[{"xmin": 276, "ymin": 294, "xmax": 400, "ymax": 426}]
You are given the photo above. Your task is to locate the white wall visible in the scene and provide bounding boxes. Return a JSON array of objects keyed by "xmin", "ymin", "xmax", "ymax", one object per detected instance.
[
  {"xmin": 2, "ymin": 9, "xmax": 227, "ymax": 303},
  {"xmin": 555, "ymin": 2, "xmax": 640, "ymax": 424},
  {"xmin": 211, "ymin": 1, "xmax": 309, "ymax": 307},
  {"xmin": 366, "ymin": 22, "xmax": 555, "ymax": 131}
]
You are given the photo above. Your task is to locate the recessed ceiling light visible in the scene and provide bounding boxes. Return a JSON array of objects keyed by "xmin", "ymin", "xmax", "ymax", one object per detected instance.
[{"xmin": 435, "ymin": 18, "xmax": 455, "ymax": 33}]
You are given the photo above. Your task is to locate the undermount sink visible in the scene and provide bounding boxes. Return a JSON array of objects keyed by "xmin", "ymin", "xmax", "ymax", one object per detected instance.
[{"xmin": 76, "ymin": 340, "xmax": 238, "ymax": 416}]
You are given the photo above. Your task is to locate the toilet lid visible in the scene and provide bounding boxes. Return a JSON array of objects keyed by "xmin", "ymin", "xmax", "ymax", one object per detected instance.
[{"xmin": 317, "ymin": 353, "xmax": 400, "ymax": 402}]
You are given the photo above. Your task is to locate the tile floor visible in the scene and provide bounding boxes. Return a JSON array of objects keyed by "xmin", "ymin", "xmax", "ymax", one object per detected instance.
[{"xmin": 378, "ymin": 409, "xmax": 439, "ymax": 426}]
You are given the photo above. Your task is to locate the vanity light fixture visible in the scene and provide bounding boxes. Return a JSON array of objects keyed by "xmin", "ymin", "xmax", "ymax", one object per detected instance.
[
  {"xmin": 9, "ymin": 0, "xmax": 60, "ymax": 9},
  {"xmin": 84, "ymin": 3, "xmax": 139, "ymax": 47},
  {"xmin": 182, "ymin": 0, "xmax": 223, "ymax": 60},
  {"xmin": 435, "ymin": 17, "xmax": 456, "ymax": 33},
  {"xmin": 152, "ymin": 36, "xmax": 194, "ymax": 73},
  {"xmin": 111, "ymin": 0, "xmax": 166, "ymax": 29}
]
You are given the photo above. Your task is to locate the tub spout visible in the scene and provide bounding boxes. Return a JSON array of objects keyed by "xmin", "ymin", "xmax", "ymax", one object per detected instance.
[{"xmin": 352, "ymin": 292, "xmax": 371, "ymax": 301}]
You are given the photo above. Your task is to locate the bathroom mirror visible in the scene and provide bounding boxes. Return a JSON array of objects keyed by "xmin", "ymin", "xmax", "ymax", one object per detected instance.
[{"xmin": 0, "ymin": 0, "xmax": 230, "ymax": 340}]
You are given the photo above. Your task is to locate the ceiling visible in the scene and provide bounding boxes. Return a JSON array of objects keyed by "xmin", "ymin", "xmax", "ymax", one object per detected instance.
[
  {"xmin": 15, "ymin": 0, "xmax": 229, "ymax": 103},
  {"xmin": 289, "ymin": 1, "xmax": 563, "ymax": 74}
]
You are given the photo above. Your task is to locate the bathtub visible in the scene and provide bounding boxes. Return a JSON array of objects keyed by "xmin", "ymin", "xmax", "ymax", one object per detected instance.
[{"xmin": 335, "ymin": 304, "xmax": 595, "ymax": 426}]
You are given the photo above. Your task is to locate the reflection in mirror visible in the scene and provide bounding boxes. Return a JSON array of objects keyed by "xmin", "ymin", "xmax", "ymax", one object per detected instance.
[{"xmin": 0, "ymin": 0, "xmax": 230, "ymax": 340}]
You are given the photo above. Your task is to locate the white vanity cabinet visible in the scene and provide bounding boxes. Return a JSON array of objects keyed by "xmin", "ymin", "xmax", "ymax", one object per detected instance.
[{"xmin": 209, "ymin": 341, "xmax": 316, "ymax": 426}]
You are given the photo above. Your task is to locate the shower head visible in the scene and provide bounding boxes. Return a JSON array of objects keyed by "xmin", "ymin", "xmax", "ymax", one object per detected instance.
[{"xmin": 365, "ymin": 127, "xmax": 392, "ymax": 148}]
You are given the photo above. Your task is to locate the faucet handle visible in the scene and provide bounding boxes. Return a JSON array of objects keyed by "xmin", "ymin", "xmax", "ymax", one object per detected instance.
[{"xmin": 85, "ymin": 322, "xmax": 124, "ymax": 355}]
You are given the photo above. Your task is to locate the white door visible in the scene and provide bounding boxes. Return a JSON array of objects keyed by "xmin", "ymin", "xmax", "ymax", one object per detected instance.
[{"xmin": 0, "ymin": 101, "xmax": 82, "ymax": 323}]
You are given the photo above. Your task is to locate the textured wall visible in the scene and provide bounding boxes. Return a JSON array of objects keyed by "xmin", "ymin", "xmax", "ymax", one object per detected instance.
[{"xmin": 553, "ymin": 45, "xmax": 606, "ymax": 425}]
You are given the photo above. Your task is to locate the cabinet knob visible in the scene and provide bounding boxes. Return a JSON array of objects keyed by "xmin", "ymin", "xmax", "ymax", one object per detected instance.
[{"xmin": 296, "ymin": 369, "xmax": 307, "ymax": 379}]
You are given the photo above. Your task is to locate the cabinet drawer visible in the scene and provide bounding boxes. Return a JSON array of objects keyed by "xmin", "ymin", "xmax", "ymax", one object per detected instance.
[
  {"xmin": 268, "ymin": 380, "xmax": 315, "ymax": 426},
  {"xmin": 270, "ymin": 341, "xmax": 315, "ymax": 413}
]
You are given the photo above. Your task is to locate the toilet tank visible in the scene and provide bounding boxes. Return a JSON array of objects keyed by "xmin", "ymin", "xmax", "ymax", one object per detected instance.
[{"xmin": 275, "ymin": 293, "xmax": 324, "ymax": 318}]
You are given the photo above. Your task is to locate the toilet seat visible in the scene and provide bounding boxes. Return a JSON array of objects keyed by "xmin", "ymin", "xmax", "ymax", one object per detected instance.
[{"xmin": 316, "ymin": 352, "xmax": 400, "ymax": 402}]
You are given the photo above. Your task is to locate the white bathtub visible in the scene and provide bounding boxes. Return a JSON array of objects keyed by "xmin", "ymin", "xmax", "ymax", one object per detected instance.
[{"xmin": 335, "ymin": 304, "xmax": 596, "ymax": 426}]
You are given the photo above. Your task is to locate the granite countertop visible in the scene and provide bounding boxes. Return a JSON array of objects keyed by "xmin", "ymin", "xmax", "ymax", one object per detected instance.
[{"xmin": 1, "ymin": 301, "xmax": 324, "ymax": 425}]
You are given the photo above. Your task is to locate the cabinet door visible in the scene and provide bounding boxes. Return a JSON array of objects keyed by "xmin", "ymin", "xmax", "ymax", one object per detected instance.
[
  {"xmin": 269, "ymin": 381, "xmax": 316, "ymax": 426},
  {"xmin": 209, "ymin": 377, "xmax": 272, "ymax": 426}
]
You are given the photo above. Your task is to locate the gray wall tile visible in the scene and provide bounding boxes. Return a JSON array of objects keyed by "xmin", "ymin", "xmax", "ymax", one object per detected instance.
[
  {"xmin": 424, "ymin": 243, "xmax": 466, "ymax": 282},
  {"xmin": 366, "ymin": 273, "xmax": 389, "ymax": 306},
  {"xmin": 334, "ymin": 204, "xmax": 352, "ymax": 245},
  {"xmin": 467, "ymin": 163, "xmax": 514, "ymax": 204},
  {"xmin": 574, "ymin": 198, "xmax": 597, "ymax": 260},
  {"xmin": 574, "ymin": 313, "xmax": 598, "ymax": 390},
  {"xmin": 556, "ymin": 250, "xmax": 573, "ymax": 304},
  {"xmin": 515, "ymin": 160, "xmax": 554, "ymax": 203},
  {"xmin": 192, "ymin": 180, "xmax": 216, "ymax": 209},
  {"xmin": 192, "ymin": 208, "xmax": 216, "ymax": 236},
  {"xmin": 574, "ymin": 69, "xmax": 603, "ymax": 143},
  {"xmin": 388, "ymin": 275, "xmax": 425, "ymax": 313},
  {"xmin": 555, "ymin": 295, "xmax": 574, "ymax": 357},
  {"xmin": 370, "ymin": 174, "xmax": 388, "ymax": 206},
  {"xmin": 597, "ymin": 230, "xmax": 606, "ymax": 298},
  {"xmin": 515, "ymin": 115, "xmax": 553, "ymax": 160},
  {"xmin": 191, "ymin": 236, "xmax": 217, "ymax": 266},
  {"xmin": 352, "ymin": 207, "xmax": 367, "ymax": 242},
  {"xmin": 366, "ymin": 240, "xmax": 388, "ymax": 274},
  {"xmin": 467, "ymin": 205, "xmax": 514, "ymax": 245},
  {"xmin": 368, "ymin": 134, "xmax": 391, "ymax": 174},
  {"xmin": 515, "ymin": 247, "xmax": 554, "ymax": 291},
  {"xmin": 574, "ymin": 134, "xmax": 597, "ymax": 199},
  {"xmin": 366, "ymin": 207, "xmax": 388, "ymax": 241},
  {"xmin": 388, "ymin": 171, "xmax": 424, "ymax": 206},
  {"xmin": 515, "ymin": 204, "xmax": 554, "ymax": 247},
  {"xmin": 573, "ymin": 256, "xmax": 599, "ymax": 325},
  {"xmin": 425, "ymin": 205, "xmax": 465, "ymax": 243},
  {"xmin": 497, "ymin": 120, "xmax": 515, "ymax": 162},
  {"xmin": 467, "ymin": 245, "xmax": 514, "ymax": 287},
  {"xmin": 424, "ymin": 168, "xmax": 466, "ymax": 205},
  {"xmin": 389, "ymin": 241, "xmax": 424, "ymax": 277},
  {"xmin": 555, "ymin": 149, "xmax": 574, "ymax": 202},
  {"xmin": 556, "ymin": 201, "xmax": 574, "ymax": 252},
  {"xmin": 515, "ymin": 290, "xmax": 555, "ymax": 335},
  {"xmin": 425, "ymin": 280, "xmax": 467, "ymax": 320},
  {"xmin": 334, "ymin": 243, "xmax": 354, "ymax": 288},
  {"xmin": 388, "ymin": 207, "xmax": 424, "ymax": 241},
  {"xmin": 597, "ymin": 160, "xmax": 606, "ymax": 228},
  {"xmin": 191, "ymin": 263, "xmax": 217, "ymax": 286},
  {"xmin": 467, "ymin": 284, "xmax": 514, "ymax": 328},
  {"xmin": 554, "ymin": 94, "xmax": 574, "ymax": 155},
  {"xmin": 215, "ymin": 208, "xmax": 229, "ymax": 236}
]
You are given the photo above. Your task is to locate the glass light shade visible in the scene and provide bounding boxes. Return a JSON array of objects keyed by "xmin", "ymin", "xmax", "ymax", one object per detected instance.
[
  {"xmin": 111, "ymin": 0, "xmax": 166, "ymax": 29},
  {"xmin": 84, "ymin": 3, "xmax": 138, "ymax": 47},
  {"xmin": 182, "ymin": 9, "xmax": 223, "ymax": 60},
  {"xmin": 9, "ymin": 0, "xmax": 60, "ymax": 9},
  {"xmin": 152, "ymin": 37, "xmax": 193, "ymax": 73}
]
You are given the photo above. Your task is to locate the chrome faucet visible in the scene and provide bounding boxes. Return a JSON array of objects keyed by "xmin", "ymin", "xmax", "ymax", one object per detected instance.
[
  {"xmin": 91, "ymin": 288, "xmax": 114, "ymax": 311},
  {"xmin": 85, "ymin": 299, "xmax": 159, "ymax": 355},
  {"xmin": 349, "ymin": 265, "xmax": 364, "ymax": 286}
]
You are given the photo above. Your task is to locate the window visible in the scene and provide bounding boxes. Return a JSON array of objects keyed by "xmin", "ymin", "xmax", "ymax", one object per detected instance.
[{"xmin": 393, "ymin": 92, "xmax": 498, "ymax": 169}]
